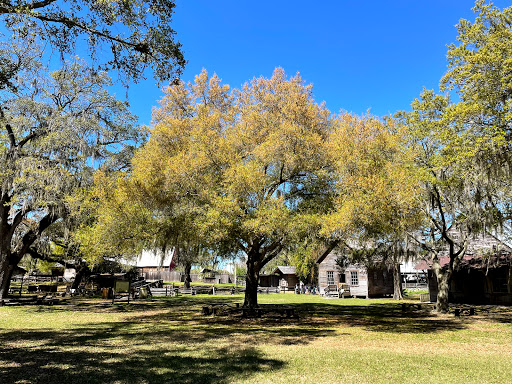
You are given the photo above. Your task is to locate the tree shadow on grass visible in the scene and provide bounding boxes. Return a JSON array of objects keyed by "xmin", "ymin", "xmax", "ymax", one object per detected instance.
[
  {"xmin": 4, "ymin": 296, "xmax": 509, "ymax": 383},
  {"xmin": 0, "ymin": 297, "xmax": 335, "ymax": 384},
  {"xmin": 22, "ymin": 296, "xmax": 471, "ymax": 336},
  {"xmin": 291, "ymin": 301, "xmax": 468, "ymax": 334},
  {"xmin": 112, "ymin": 297, "xmax": 469, "ymax": 335},
  {"xmin": 0, "ymin": 326, "xmax": 284, "ymax": 384}
]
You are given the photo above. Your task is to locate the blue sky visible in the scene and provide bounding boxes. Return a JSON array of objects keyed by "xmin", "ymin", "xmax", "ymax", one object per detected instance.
[{"xmin": 124, "ymin": 0, "xmax": 510, "ymax": 126}]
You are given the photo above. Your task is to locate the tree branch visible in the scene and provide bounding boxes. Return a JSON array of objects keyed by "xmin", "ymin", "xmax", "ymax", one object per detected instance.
[
  {"xmin": 7, "ymin": 208, "xmax": 27, "ymax": 240},
  {"xmin": 0, "ymin": 0, "xmax": 58, "ymax": 14},
  {"xmin": 15, "ymin": 210, "xmax": 59, "ymax": 262},
  {"xmin": 261, "ymin": 239, "xmax": 284, "ymax": 266},
  {"xmin": 0, "ymin": 107, "xmax": 16, "ymax": 148},
  {"xmin": 34, "ymin": 15, "xmax": 153, "ymax": 58}
]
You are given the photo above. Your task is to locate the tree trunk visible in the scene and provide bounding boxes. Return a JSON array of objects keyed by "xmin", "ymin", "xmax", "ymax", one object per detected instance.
[
  {"xmin": 392, "ymin": 262, "xmax": 403, "ymax": 300},
  {"xmin": 71, "ymin": 264, "xmax": 89, "ymax": 290},
  {"xmin": 0, "ymin": 254, "xmax": 14, "ymax": 301},
  {"xmin": 507, "ymin": 261, "xmax": 512, "ymax": 294},
  {"xmin": 183, "ymin": 263, "xmax": 192, "ymax": 289},
  {"xmin": 243, "ymin": 252, "xmax": 260, "ymax": 309},
  {"xmin": 435, "ymin": 270, "xmax": 451, "ymax": 313}
]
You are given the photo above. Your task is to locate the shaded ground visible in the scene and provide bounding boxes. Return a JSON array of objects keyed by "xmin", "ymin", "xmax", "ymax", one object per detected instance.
[{"xmin": 1, "ymin": 295, "xmax": 511, "ymax": 384}]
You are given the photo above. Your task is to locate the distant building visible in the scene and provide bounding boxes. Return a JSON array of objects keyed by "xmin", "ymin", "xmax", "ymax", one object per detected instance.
[
  {"xmin": 316, "ymin": 250, "xmax": 394, "ymax": 298},
  {"xmin": 132, "ymin": 249, "xmax": 175, "ymax": 274},
  {"xmin": 258, "ymin": 266, "xmax": 298, "ymax": 290},
  {"xmin": 274, "ymin": 266, "xmax": 299, "ymax": 291},
  {"xmin": 415, "ymin": 231, "xmax": 512, "ymax": 305}
]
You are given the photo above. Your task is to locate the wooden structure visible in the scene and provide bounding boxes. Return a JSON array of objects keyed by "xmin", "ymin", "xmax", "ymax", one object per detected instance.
[
  {"xmin": 258, "ymin": 274, "xmax": 280, "ymax": 288},
  {"xmin": 316, "ymin": 250, "xmax": 394, "ymax": 298},
  {"xmin": 258, "ymin": 266, "xmax": 299, "ymax": 291},
  {"xmin": 414, "ymin": 231, "xmax": 512, "ymax": 306},
  {"xmin": 274, "ymin": 266, "xmax": 299, "ymax": 291},
  {"xmin": 200, "ymin": 268, "xmax": 219, "ymax": 283},
  {"xmin": 417, "ymin": 256, "xmax": 512, "ymax": 306}
]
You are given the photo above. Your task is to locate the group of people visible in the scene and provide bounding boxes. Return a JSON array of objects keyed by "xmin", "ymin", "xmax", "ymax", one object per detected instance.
[{"xmin": 294, "ymin": 282, "xmax": 317, "ymax": 295}]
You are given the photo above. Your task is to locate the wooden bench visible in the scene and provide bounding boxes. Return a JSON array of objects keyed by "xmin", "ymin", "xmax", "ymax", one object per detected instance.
[
  {"xmin": 181, "ymin": 288, "xmax": 196, "ymax": 295},
  {"xmin": 202, "ymin": 303, "xmax": 240, "ymax": 316},
  {"xmin": 338, "ymin": 284, "xmax": 351, "ymax": 298},
  {"xmin": 419, "ymin": 293, "xmax": 430, "ymax": 303},
  {"xmin": 37, "ymin": 295, "xmax": 60, "ymax": 305},
  {"xmin": 324, "ymin": 285, "xmax": 339, "ymax": 298},
  {"xmin": 257, "ymin": 287, "xmax": 280, "ymax": 294},
  {"xmin": 402, "ymin": 303, "xmax": 424, "ymax": 311}
]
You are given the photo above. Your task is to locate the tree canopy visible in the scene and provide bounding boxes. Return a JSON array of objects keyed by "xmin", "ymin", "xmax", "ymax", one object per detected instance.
[
  {"xmin": 81, "ymin": 68, "xmax": 335, "ymax": 308},
  {"xmin": 395, "ymin": 1, "xmax": 512, "ymax": 312},
  {"xmin": 0, "ymin": 0, "xmax": 185, "ymax": 86},
  {"xmin": 0, "ymin": 54, "xmax": 144, "ymax": 299}
]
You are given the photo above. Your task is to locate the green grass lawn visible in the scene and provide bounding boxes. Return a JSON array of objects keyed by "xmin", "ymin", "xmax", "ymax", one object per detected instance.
[{"xmin": 1, "ymin": 294, "xmax": 511, "ymax": 384}]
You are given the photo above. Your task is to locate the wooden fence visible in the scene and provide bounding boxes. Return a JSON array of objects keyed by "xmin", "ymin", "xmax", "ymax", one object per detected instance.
[{"xmin": 141, "ymin": 271, "xmax": 233, "ymax": 284}]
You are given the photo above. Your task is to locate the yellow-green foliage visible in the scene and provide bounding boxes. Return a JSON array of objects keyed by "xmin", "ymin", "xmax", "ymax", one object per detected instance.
[
  {"xmin": 325, "ymin": 113, "xmax": 423, "ymax": 239},
  {"xmin": 84, "ymin": 68, "xmax": 335, "ymax": 268}
]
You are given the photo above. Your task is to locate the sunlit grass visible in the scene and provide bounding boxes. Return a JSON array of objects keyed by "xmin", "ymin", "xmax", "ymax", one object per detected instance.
[{"xmin": 1, "ymin": 294, "xmax": 511, "ymax": 383}]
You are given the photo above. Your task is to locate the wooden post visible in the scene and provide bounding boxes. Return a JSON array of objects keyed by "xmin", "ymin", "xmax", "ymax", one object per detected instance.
[
  {"xmin": 19, "ymin": 275, "xmax": 24, "ymax": 297},
  {"xmin": 234, "ymin": 259, "xmax": 237, "ymax": 288}
]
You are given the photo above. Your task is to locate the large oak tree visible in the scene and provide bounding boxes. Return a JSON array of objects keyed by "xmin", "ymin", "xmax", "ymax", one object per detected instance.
[
  {"xmin": 87, "ymin": 69, "xmax": 335, "ymax": 308},
  {"xmin": 399, "ymin": 1, "xmax": 512, "ymax": 312},
  {"xmin": 0, "ymin": 56, "xmax": 143, "ymax": 300}
]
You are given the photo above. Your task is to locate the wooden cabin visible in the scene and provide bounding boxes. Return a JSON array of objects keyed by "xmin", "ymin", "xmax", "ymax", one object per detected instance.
[
  {"xmin": 258, "ymin": 274, "xmax": 280, "ymax": 288},
  {"xmin": 274, "ymin": 266, "xmax": 299, "ymax": 291},
  {"xmin": 258, "ymin": 266, "xmax": 298, "ymax": 290},
  {"xmin": 415, "ymin": 232, "xmax": 512, "ymax": 305},
  {"xmin": 316, "ymin": 250, "xmax": 394, "ymax": 298},
  {"xmin": 134, "ymin": 249, "xmax": 175, "ymax": 273}
]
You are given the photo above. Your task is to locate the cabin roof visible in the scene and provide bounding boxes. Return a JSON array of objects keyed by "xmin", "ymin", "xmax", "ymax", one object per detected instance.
[
  {"xmin": 316, "ymin": 242, "xmax": 339, "ymax": 264},
  {"xmin": 415, "ymin": 253, "xmax": 511, "ymax": 270},
  {"xmin": 273, "ymin": 266, "xmax": 296, "ymax": 275}
]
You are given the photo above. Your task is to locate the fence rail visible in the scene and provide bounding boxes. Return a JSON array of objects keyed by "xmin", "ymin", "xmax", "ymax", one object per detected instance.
[
  {"xmin": 141, "ymin": 271, "xmax": 233, "ymax": 284},
  {"xmin": 402, "ymin": 282, "xmax": 428, "ymax": 290}
]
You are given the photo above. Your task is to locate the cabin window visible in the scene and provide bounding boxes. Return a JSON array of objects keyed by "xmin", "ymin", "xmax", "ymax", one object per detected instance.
[
  {"xmin": 350, "ymin": 271, "xmax": 359, "ymax": 286},
  {"xmin": 339, "ymin": 272, "xmax": 346, "ymax": 283},
  {"xmin": 327, "ymin": 271, "xmax": 335, "ymax": 285},
  {"xmin": 494, "ymin": 277, "xmax": 508, "ymax": 293}
]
